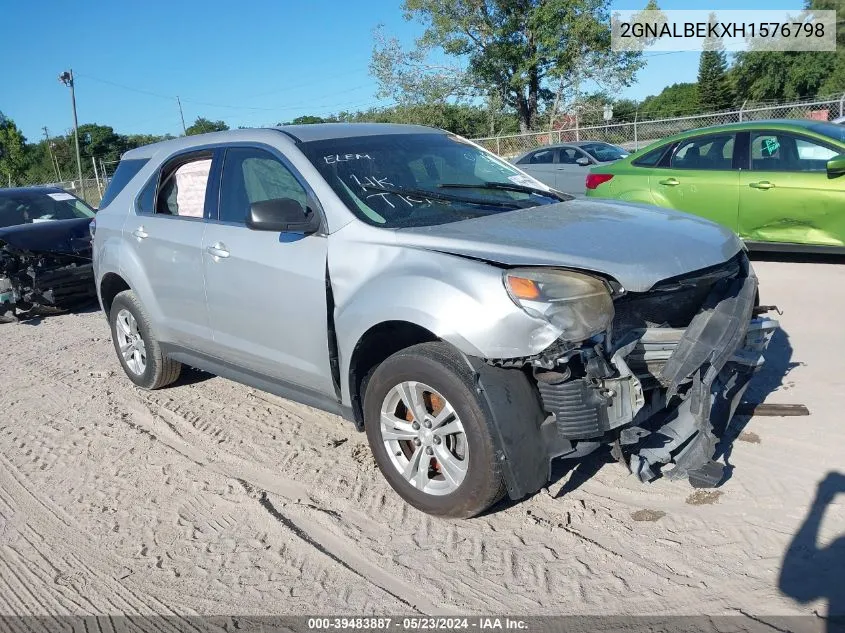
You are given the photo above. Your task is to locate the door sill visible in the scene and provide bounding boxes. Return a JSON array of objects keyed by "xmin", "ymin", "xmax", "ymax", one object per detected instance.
[
  {"xmin": 744, "ymin": 240, "xmax": 845, "ymax": 255},
  {"xmin": 159, "ymin": 343, "xmax": 355, "ymax": 424}
]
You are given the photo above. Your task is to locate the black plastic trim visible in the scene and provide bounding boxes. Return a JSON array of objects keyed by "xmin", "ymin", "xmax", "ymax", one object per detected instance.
[{"xmin": 159, "ymin": 343, "xmax": 355, "ymax": 423}]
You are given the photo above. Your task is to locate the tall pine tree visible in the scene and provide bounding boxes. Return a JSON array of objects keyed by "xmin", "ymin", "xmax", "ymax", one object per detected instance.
[{"xmin": 697, "ymin": 14, "xmax": 734, "ymax": 111}]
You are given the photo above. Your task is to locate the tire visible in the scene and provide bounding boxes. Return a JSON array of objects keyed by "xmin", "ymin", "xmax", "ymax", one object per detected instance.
[
  {"xmin": 109, "ymin": 290, "xmax": 181, "ymax": 390},
  {"xmin": 363, "ymin": 342, "xmax": 505, "ymax": 518}
]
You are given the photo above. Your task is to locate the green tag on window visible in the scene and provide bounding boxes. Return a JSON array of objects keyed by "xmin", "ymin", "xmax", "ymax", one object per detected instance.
[{"xmin": 762, "ymin": 138, "xmax": 780, "ymax": 157}]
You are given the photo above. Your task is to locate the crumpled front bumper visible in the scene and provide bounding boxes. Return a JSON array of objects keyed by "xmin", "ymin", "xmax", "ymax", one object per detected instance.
[
  {"xmin": 468, "ymin": 255, "xmax": 778, "ymax": 500},
  {"xmin": 626, "ymin": 314, "xmax": 777, "ymax": 487}
]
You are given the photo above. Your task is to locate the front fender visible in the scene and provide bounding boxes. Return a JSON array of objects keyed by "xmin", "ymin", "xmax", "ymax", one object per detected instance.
[{"xmin": 329, "ymin": 242, "xmax": 561, "ymax": 405}]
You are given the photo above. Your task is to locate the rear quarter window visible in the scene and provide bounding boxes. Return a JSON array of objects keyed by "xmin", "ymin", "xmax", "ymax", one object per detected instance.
[{"xmin": 99, "ymin": 159, "xmax": 149, "ymax": 209}]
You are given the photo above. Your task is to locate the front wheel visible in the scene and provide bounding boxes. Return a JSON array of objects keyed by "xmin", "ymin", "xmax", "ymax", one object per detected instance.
[{"xmin": 363, "ymin": 342, "xmax": 505, "ymax": 518}]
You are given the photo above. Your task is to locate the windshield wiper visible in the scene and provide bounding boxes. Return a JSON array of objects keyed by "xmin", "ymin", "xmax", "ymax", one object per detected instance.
[
  {"xmin": 361, "ymin": 183, "xmax": 521, "ymax": 208},
  {"xmin": 438, "ymin": 181, "xmax": 568, "ymax": 201}
]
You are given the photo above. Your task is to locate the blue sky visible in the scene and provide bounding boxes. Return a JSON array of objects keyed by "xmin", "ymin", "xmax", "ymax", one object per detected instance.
[{"xmin": 2, "ymin": 0, "xmax": 806, "ymax": 141}]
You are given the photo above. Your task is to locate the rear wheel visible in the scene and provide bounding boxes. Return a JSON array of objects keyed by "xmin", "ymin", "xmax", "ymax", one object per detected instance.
[
  {"xmin": 109, "ymin": 290, "xmax": 181, "ymax": 389},
  {"xmin": 363, "ymin": 342, "xmax": 505, "ymax": 518}
]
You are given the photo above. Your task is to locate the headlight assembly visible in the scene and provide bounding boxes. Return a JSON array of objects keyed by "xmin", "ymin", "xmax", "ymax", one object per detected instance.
[{"xmin": 504, "ymin": 268, "xmax": 615, "ymax": 342}]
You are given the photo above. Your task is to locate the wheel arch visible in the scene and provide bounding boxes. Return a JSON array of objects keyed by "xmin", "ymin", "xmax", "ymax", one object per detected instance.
[
  {"xmin": 99, "ymin": 272, "xmax": 132, "ymax": 317},
  {"xmin": 347, "ymin": 320, "xmax": 441, "ymax": 430}
]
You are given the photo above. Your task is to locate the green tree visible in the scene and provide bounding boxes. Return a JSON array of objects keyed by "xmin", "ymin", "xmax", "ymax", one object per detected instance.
[
  {"xmin": 371, "ymin": 0, "xmax": 647, "ymax": 132},
  {"xmin": 730, "ymin": 0, "xmax": 844, "ymax": 101},
  {"xmin": 185, "ymin": 117, "xmax": 229, "ymax": 136},
  {"xmin": 77, "ymin": 123, "xmax": 129, "ymax": 163},
  {"xmin": 639, "ymin": 83, "xmax": 700, "ymax": 118},
  {"xmin": 697, "ymin": 14, "xmax": 733, "ymax": 111},
  {"xmin": 0, "ymin": 113, "xmax": 27, "ymax": 185}
]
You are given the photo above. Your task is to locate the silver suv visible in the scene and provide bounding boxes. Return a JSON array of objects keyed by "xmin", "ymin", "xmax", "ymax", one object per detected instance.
[{"xmin": 93, "ymin": 124, "xmax": 777, "ymax": 518}]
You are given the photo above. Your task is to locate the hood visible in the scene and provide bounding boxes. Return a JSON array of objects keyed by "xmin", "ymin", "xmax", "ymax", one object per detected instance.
[
  {"xmin": 395, "ymin": 199, "xmax": 743, "ymax": 292},
  {"xmin": 0, "ymin": 218, "xmax": 93, "ymax": 256}
]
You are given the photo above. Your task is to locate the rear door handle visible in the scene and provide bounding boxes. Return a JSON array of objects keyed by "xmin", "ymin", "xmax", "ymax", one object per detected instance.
[
  {"xmin": 749, "ymin": 181, "xmax": 775, "ymax": 190},
  {"xmin": 658, "ymin": 178, "xmax": 680, "ymax": 186},
  {"xmin": 132, "ymin": 226, "xmax": 148, "ymax": 240},
  {"xmin": 206, "ymin": 243, "xmax": 230, "ymax": 259}
]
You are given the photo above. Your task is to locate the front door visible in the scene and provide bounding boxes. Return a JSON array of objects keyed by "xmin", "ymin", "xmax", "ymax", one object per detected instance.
[
  {"xmin": 738, "ymin": 131, "xmax": 845, "ymax": 247},
  {"xmin": 121, "ymin": 151, "xmax": 213, "ymax": 350},
  {"xmin": 202, "ymin": 145, "xmax": 334, "ymax": 395},
  {"xmin": 648, "ymin": 132, "xmax": 741, "ymax": 232},
  {"xmin": 556, "ymin": 146, "xmax": 593, "ymax": 194}
]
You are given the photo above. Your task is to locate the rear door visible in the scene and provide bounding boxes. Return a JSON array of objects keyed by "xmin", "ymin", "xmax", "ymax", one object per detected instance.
[
  {"xmin": 738, "ymin": 130, "xmax": 845, "ymax": 247},
  {"xmin": 514, "ymin": 148, "xmax": 559, "ymax": 189},
  {"xmin": 648, "ymin": 132, "xmax": 741, "ymax": 232},
  {"xmin": 121, "ymin": 150, "xmax": 214, "ymax": 350},
  {"xmin": 202, "ymin": 145, "xmax": 335, "ymax": 395}
]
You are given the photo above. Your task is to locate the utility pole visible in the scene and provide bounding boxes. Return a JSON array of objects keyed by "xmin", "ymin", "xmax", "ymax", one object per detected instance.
[
  {"xmin": 42, "ymin": 126, "xmax": 61, "ymax": 181},
  {"xmin": 58, "ymin": 69, "xmax": 84, "ymax": 199},
  {"xmin": 176, "ymin": 96, "xmax": 187, "ymax": 135}
]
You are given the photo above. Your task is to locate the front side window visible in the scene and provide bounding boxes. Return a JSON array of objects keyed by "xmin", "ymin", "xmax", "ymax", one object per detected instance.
[
  {"xmin": 751, "ymin": 132, "xmax": 838, "ymax": 172},
  {"xmin": 0, "ymin": 191, "xmax": 95, "ymax": 228},
  {"xmin": 559, "ymin": 148, "xmax": 583, "ymax": 165},
  {"xmin": 300, "ymin": 133, "xmax": 561, "ymax": 228},
  {"xmin": 671, "ymin": 134, "xmax": 735, "ymax": 170},
  {"xmin": 156, "ymin": 156, "xmax": 212, "ymax": 217},
  {"xmin": 579, "ymin": 142, "xmax": 628, "ymax": 162},
  {"xmin": 219, "ymin": 148, "xmax": 308, "ymax": 224}
]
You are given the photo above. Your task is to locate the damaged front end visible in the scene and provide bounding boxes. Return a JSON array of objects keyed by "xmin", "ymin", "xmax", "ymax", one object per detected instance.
[
  {"xmin": 0, "ymin": 239, "xmax": 95, "ymax": 322},
  {"xmin": 473, "ymin": 252, "xmax": 777, "ymax": 498}
]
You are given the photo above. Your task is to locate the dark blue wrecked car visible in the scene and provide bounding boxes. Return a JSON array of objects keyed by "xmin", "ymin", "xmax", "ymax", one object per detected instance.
[{"xmin": 0, "ymin": 187, "xmax": 96, "ymax": 321}]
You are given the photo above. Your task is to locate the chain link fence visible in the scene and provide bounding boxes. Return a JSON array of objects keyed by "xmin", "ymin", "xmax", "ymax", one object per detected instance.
[
  {"xmin": 2, "ymin": 159, "xmax": 116, "ymax": 208},
  {"xmin": 473, "ymin": 94, "xmax": 845, "ymax": 158}
]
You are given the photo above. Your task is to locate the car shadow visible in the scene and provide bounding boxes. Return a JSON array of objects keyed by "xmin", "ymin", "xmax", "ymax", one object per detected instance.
[
  {"xmin": 167, "ymin": 366, "xmax": 214, "ymax": 388},
  {"xmin": 778, "ymin": 472, "xmax": 845, "ymax": 631},
  {"xmin": 14, "ymin": 300, "xmax": 100, "ymax": 326}
]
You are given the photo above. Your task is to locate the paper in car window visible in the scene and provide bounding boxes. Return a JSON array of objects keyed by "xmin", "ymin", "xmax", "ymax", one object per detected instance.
[{"xmin": 48, "ymin": 192, "xmax": 76, "ymax": 201}]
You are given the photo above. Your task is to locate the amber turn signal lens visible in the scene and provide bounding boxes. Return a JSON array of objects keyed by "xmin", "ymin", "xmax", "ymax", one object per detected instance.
[{"xmin": 507, "ymin": 276, "xmax": 541, "ymax": 300}]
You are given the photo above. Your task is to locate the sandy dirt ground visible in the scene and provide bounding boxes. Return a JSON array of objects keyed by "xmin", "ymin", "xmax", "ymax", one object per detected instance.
[{"xmin": 0, "ymin": 257, "xmax": 843, "ymax": 620}]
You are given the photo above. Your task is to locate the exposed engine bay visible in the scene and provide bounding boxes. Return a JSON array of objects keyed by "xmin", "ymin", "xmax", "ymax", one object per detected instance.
[
  {"xmin": 0, "ymin": 219, "xmax": 96, "ymax": 322},
  {"xmin": 475, "ymin": 252, "xmax": 778, "ymax": 498}
]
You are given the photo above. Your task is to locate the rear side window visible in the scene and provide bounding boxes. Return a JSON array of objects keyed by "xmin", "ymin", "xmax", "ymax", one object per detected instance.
[
  {"xmin": 99, "ymin": 159, "xmax": 148, "ymax": 209},
  {"xmin": 526, "ymin": 149, "xmax": 555, "ymax": 164},
  {"xmin": 671, "ymin": 134, "xmax": 735, "ymax": 170},
  {"xmin": 632, "ymin": 145, "xmax": 667, "ymax": 167},
  {"xmin": 155, "ymin": 153, "xmax": 213, "ymax": 218}
]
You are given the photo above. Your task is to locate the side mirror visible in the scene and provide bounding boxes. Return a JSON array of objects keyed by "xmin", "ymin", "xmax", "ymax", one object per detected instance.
[
  {"xmin": 246, "ymin": 197, "xmax": 320, "ymax": 233},
  {"xmin": 575, "ymin": 157, "xmax": 592, "ymax": 166},
  {"xmin": 826, "ymin": 154, "xmax": 845, "ymax": 176}
]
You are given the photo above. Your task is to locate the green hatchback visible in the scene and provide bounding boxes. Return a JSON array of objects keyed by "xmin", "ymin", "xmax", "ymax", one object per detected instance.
[{"xmin": 585, "ymin": 119, "xmax": 845, "ymax": 252}]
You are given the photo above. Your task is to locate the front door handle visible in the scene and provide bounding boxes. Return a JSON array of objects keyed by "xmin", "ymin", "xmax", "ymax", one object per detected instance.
[
  {"xmin": 132, "ymin": 226, "xmax": 148, "ymax": 240},
  {"xmin": 749, "ymin": 181, "xmax": 775, "ymax": 190},
  {"xmin": 658, "ymin": 178, "xmax": 680, "ymax": 186},
  {"xmin": 206, "ymin": 243, "xmax": 230, "ymax": 259}
]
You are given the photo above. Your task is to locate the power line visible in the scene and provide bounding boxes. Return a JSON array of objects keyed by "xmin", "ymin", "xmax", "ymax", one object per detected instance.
[{"xmin": 75, "ymin": 71, "xmax": 380, "ymax": 113}]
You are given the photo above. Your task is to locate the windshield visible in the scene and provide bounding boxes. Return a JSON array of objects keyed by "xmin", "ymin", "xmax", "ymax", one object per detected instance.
[
  {"xmin": 579, "ymin": 142, "xmax": 629, "ymax": 162},
  {"xmin": 0, "ymin": 190, "xmax": 95, "ymax": 229},
  {"xmin": 809, "ymin": 122, "xmax": 845, "ymax": 145},
  {"xmin": 300, "ymin": 133, "xmax": 562, "ymax": 228}
]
